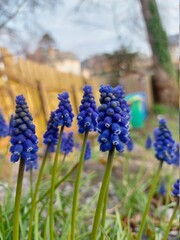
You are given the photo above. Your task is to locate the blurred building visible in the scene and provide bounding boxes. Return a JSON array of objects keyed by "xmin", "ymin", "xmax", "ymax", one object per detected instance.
[{"xmin": 27, "ymin": 34, "xmax": 81, "ymax": 75}]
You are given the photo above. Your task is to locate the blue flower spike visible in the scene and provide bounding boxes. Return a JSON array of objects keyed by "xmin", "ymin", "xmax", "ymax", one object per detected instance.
[
  {"xmin": 77, "ymin": 85, "xmax": 98, "ymax": 134},
  {"xmin": 9, "ymin": 114, "xmax": 14, "ymax": 136},
  {"xmin": 91, "ymin": 85, "xmax": 131, "ymax": 239},
  {"xmin": 159, "ymin": 179, "xmax": 166, "ymax": 196},
  {"xmin": 10, "ymin": 95, "xmax": 38, "ymax": 171},
  {"xmin": 54, "ymin": 92, "xmax": 74, "ymax": 128},
  {"xmin": 0, "ymin": 110, "xmax": 9, "ymax": 137},
  {"xmin": 97, "ymin": 85, "xmax": 131, "ymax": 152},
  {"xmin": 43, "ymin": 111, "xmax": 59, "ymax": 152},
  {"xmin": 12, "ymin": 95, "xmax": 38, "ymax": 240},
  {"xmin": 154, "ymin": 117, "xmax": 176, "ymax": 164},
  {"xmin": 127, "ymin": 137, "xmax": 134, "ymax": 152},
  {"xmin": 145, "ymin": 135, "xmax": 152, "ymax": 149},
  {"xmin": 84, "ymin": 140, "xmax": 91, "ymax": 160},
  {"xmin": 61, "ymin": 131, "xmax": 74, "ymax": 156},
  {"xmin": 172, "ymin": 179, "xmax": 180, "ymax": 198}
]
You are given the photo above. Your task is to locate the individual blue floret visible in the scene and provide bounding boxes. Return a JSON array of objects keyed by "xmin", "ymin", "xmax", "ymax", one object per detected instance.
[
  {"xmin": 43, "ymin": 111, "xmax": 59, "ymax": 152},
  {"xmin": 84, "ymin": 140, "xmax": 91, "ymax": 160},
  {"xmin": 171, "ymin": 179, "xmax": 180, "ymax": 198},
  {"xmin": 97, "ymin": 85, "xmax": 131, "ymax": 152},
  {"xmin": 54, "ymin": 92, "xmax": 74, "ymax": 128},
  {"xmin": 77, "ymin": 85, "xmax": 98, "ymax": 134},
  {"xmin": 154, "ymin": 118, "xmax": 176, "ymax": 164},
  {"xmin": 10, "ymin": 95, "xmax": 38, "ymax": 171},
  {"xmin": 0, "ymin": 110, "xmax": 9, "ymax": 137}
]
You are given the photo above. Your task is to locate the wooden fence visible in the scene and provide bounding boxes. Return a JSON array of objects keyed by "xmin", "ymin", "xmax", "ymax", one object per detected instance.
[{"xmin": 0, "ymin": 48, "xmax": 100, "ymax": 142}]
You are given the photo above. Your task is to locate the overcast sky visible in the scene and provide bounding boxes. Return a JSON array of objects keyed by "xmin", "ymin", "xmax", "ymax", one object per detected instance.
[{"xmin": 0, "ymin": 0, "xmax": 179, "ymax": 60}]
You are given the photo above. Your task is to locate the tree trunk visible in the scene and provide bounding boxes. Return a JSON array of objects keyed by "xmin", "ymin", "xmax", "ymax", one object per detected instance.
[{"xmin": 139, "ymin": 0, "xmax": 178, "ymax": 106}]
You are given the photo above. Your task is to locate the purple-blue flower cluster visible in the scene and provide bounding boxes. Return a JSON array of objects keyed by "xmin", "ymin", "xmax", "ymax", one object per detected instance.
[
  {"xmin": 154, "ymin": 118, "xmax": 176, "ymax": 164},
  {"xmin": 54, "ymin": 92, "xmax": 74, "ymax": 127},
  {"xmin": 97, "ymin": 85, "xmax": 131, "ymax": 152},
  {"xmin": 172, "ymin": 143, "xmax": 179, "ymax": 166},
  {"xmin": 172, "ymin": 179, "xmax": 180, "ymax": 198},
  {"xmin": 84, "ymin": 140, "xmax": 91, "ymax": 160},
  {"xmin": 145, "ymin": 135, "xmax": 152, "ymax": 149},
  {"xmin": 159, "ymin": 180, "xmax": 166, "ymax": 196},
  {"xmin": 43, "ymin": 112, "xmax": 59, "ymax": 152},
  {"xmin": 127, "ymin": 137, "xmax": 134, "ymax": 152},
  {"xmin": 0, "ymin": 110, "xmax": 9, "ymax": 137},
  {"xmin": 10, "ymin": 95, "xmax": 38, "ymax": 171},
  {"xmin": 77, "ymin": 85, "xmax": 98, "ymax": 134},
  {"xmin": 60, "ymin": 131, "xmax": 74, "ymax": 155}
]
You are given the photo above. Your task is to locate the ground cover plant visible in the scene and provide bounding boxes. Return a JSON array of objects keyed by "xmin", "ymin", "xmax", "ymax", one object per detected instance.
[{"xmin": 0, "ymin": 84, "xmax": 179, "ymax": 240}]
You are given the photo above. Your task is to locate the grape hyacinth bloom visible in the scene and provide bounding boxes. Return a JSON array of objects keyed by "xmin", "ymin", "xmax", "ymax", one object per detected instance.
[
  {"xmin": 97, "ymin": 85, "xmax": 131, "ymax": 152},
  {"xmin": 77, "ymin": 85, "xmax": 98, "ymax": 134},
  {"xmin": 43, "ymin": 112, "xmax": 59, "ymax": 152},
  {"xmin": 10, "ymin": 95, "xmax": 38, "ymax": 171},
  {"xmin": 172, "ymin": 143, "xmax": 179, "ymax": 166},
  {"xmin": 61, "ymin": 131, "xmax": 74, "ymax": 156},
  {"xmin": 9, "ymin": 114, "xmax": 14, "ymax": 136},
  {"xmin": 49, "ymin": 92, "xmax": 74, "ymax": 239},
  {"xmin": 137, "ymin": 118, "xmax": 175, "ymax": 239},
  {"xmin": 91, "ymin": 85, "xmax": 131, "ymax": 239},
  {"xmin": 163, "ymin": 178, "xmax": 180, "ymax": 240},
  {"xmin": 84, "ymin": 140, "xmax": 91, "ymax": 160},
  {"xmin": 11, "ymin": 95, "xmax": 38, "ymax": 240},
  {"xmin": 172, "ymin": 179, "xmax": 180, "ymax": 198},
  {"xmin": 54, "ymin": 92, "xmax": 74, "ymax": 127},
  {"xmin": 145, "ymin": 135, "xmax": 152, "ymax": 149},
  {"xmin": 127, "ymin": 137, "xmax": 134, "ymax": 152},
  {"xmin": 154, "ymin": 118, "xmax": 176, "ymax": 164},
  {"xmin": 0, "ymin": 110, "xmax": 9, "ymax": 137},
  {"xmin": 71, "ymin": 85, "xmax": 98, "ymax": 240},
  {"xmin": 159, "ymin": 180, "xmax": 166, "ymax": 196}
]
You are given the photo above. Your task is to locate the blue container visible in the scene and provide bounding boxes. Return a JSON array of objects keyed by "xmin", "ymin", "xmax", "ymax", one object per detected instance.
[{"xmin": 125, "ymin": 92, "xmax": 147, "ymax": 128}]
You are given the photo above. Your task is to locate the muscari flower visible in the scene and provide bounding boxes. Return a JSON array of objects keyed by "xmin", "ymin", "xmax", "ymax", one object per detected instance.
[
  {"xmin": 154, "ymin": 118, "xmax": 176, "ymax": 164},
  {"xmin": 9, "ymin": 114, "xmax": 14, "ymax": 136},
  {"xmin": 60, "ymin": 131, "xmax": 74, "ymax": 156},
  {"xmin": 127, "ymin": 137, "xmax": 134, "ymax": 152},
  {"xmin": 172, "ymin": 142, "xmax": 179, "ymax": 166},
  {"xmin": 145, "ymin": 135, "xmax": 152, "ymax": 149},
  {"xmin": 84, "ymin": 140, "xmax": 91, "ymax": 160},
  {"xmin": 0, "ymin": 110, "xmax": 9, "ymax": 137},
  {"xmin": 43, "ymin": 112, "xmax": 59, "ymax": 152},
  {"xmin": 172, "ymin": 179, "xmax": 180, "ymax": 198},
  {"xmin": 77, "ymin": 85, "xmax": 98, "ymax": 134},
  {"xmin": 97, "ymin": 85, "xmax": 131, "ymax": 152},
  {"xmin": 54, "ymin": 92, "xmax": 74, "ymax": 127},
  {"xmin": 10, "ymin": 95, "xmax": 38, "ymax": 171},
  {"xmin": 159, "ymin": 180, "xmax": 166, "ymax": 196}
]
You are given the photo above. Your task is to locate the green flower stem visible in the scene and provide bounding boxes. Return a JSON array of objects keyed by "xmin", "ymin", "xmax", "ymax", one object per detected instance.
[
  {"xmin": 49, "ymin": 126, "xmax": 64, "ymax": 240},
  {"xmin": 28, "ymin": 145, "xmax": 50, "ymax": 240},
  {"xmin": 30, "ymin": 169, "xmax": 33, "ymax": 199},
  {"xmin": 163, "ymin": 200, "xmax": 179, "ymax": 240},
  {"xmin": 91, "ymin": 147, "xmax": 115, "ymax": 240},
  {"xmin": 137, "ymin": 161, "xmax": 163, "ymax": 240},
  {"xmin": 13, "ymin": 158, "xmax": 25, "ymax": 240},
  {"xmin": 71, "ymin": 131, "xmax": 89, "ymax": 240},
  {"xmin": 100, "ymin": 186, "xmax": 109, "ymax": 240},
  {"xmin": 38, "ymin": 162, "xmax": 78, "ymax": 204}
]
